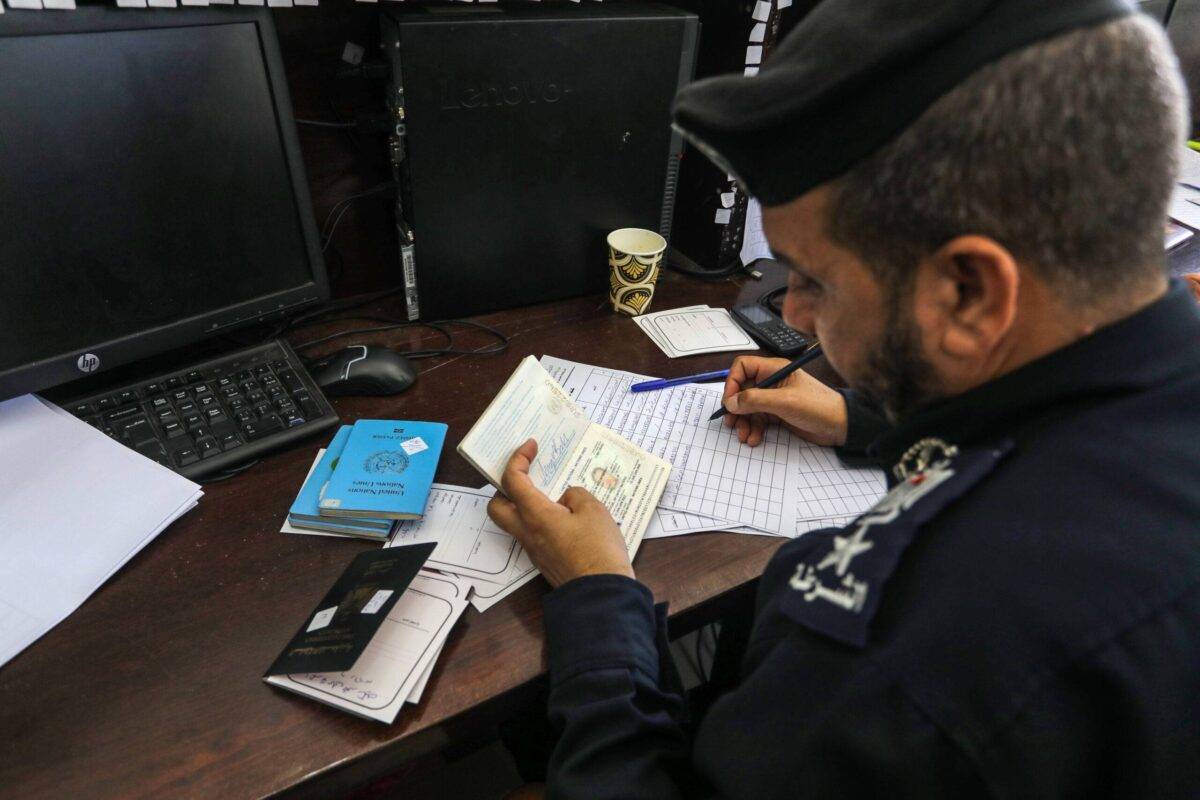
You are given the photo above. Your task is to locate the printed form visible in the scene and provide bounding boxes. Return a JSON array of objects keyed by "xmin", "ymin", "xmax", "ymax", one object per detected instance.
[{"xmin": 541, "ymin": 356, "xmax": 886, "ymax": 537}]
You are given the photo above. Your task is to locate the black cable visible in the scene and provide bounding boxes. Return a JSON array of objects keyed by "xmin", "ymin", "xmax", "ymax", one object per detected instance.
[
  {"xmin": 292, "ymin": 316, "xmax": 510, "ymax": 361},
  {"xmin": 320, "ymin": 182, "xmax": 397, "ymax": 254},
  {"xmin": 296, "ymin": 118, "xmax": 356, "ymax": 129}
]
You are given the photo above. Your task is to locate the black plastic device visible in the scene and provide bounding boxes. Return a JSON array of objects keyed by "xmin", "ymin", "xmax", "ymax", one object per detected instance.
[
  {"xmin": 731, "ymin": 297, "xmax": 813, "ymax": 358},
  {"xmin": 381, "ymin": 3, "xmax": 699, "ymax": 320}
]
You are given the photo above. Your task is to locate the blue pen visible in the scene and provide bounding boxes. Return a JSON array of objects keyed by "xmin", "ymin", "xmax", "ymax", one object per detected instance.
[{"xmin": 630, "ymin": 369, "xmax": 731, "ymax": 393}]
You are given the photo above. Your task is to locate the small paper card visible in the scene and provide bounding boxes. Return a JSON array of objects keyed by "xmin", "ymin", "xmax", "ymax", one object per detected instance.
[{"xmin": 264, "ymin": 544, "xmax": 435, "ymax": 676}]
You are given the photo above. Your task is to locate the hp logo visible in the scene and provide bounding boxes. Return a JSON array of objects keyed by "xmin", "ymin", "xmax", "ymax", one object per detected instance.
[{"xmin": 76, "ymin": 353, "xmax": 100, "ymax": 374}]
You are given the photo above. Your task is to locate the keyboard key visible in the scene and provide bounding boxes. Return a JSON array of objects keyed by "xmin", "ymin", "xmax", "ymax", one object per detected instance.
[
  {"xmin": 162, "ymin": 421, "xmax": 186, "ymax": 439},
  {"xmin": 118, "ymin": 416, "xmax": 156, "ymax": 446},
  {"xmin": 219, "ymin": 433, "xmax": 243, "ymax": 451},
  {"xmin": 240, "ymin": 421, "xmax": 262, "ymax": 440},
  {"xmin": 185, "ymin": 371, "xmax": 203, "ymax": 383},
  {"xmin": 148, "ymin": 396, "xmax": 171, "ymax": 412},
  {"xmin": 104, "ymin": 405, "xmax": 143, "ymax": 423},
  {"xmin": 195, "ymin": 437, "xmax": 220, "ymax": 458},
  {"xmin": 192, "ymin": 384, "xmax": 212, "ymax": 398},
  {"xmin": 198, "ymin": 395, "xmax": 219, "ymax": 408},
  {"xmin": 177, "ymin": 400, "xmax": 198, "ymax": 415},
  {"xmin": 204, "ymin": 407, "xmax": 227, "ymax": 424},
  {"xmin": 220, "ymin": 385, "xmax": 241, "ymax": 399},
  {"xmin": 136, "ymin": 440, "xmax": 169, "ymax": 465},
  {"xmin": 182, "ymin": 413, "xmax": 205, "ymax": 430},
  {"xmin": 174, "ymin": 448, "xmax": 199, "ymax": 467},
  {"xmin": 294, "ymin": 393, "xmax": 322, "ymax": 419},
  {"xmin": 96, "ymin": 397, "xmax": 117, "ymax": 412},
  {"xmin": 281, "ymin": 411, "xmax": 306, "ymax": 428},
  {"xmin": 266, "ymin": 384, "xmax": 286, "ymax": 399},
  {"xmin": 170, "ymin": 389, "xmax": 190, "ymax": 403},
  {"xmin": 216, "ymin": 376, "xmax": 235, "ymax": 388},
  {"xmin": 254, "ymin": 402, "xmax": 273, "ymax": 417},
  {"xmin": 247, "ymin": 391, "xmax": 267, "ymax": 406},
  {"xmin": 236, "ymin": 370, "xmax": 254, "ymax": 382},
  {"xmin": 260, "ymin": 414, "xmax": 284, "ymax": 433},
  {"xmin": 234, "ymin": 409, "xmax": 255, "ymax": 424},
  {"xmin": 142, "ymin": 382, "xmax": 163, "ymax": 396},
  {"xmin": 116, "ymin": 389, "xmax": 139, "ymax": 405},
  {"xmin": 277, "ymin": 370, "xmax": 305, "ymax": 393},
  {"xmin": 240, "ymin": 380, "xmax": 260, "ymax": 395},
  {"xmin": 254, "ymin": 365, "xmax": 272, "ymax": 377},
  {"xmin": 70, "ymin": 402, "xmax": 92, "ymax": 416},
  {"xmin": 228, "ymin": 397, "xmax": 249, "ymax": 411},
  {"xmin": 164, "ymin": 377, "xmax": 184, "ymax": 390}
]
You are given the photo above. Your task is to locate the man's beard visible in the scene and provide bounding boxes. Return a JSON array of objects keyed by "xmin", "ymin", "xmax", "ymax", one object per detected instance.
[{"xmin": 856, "ymin": 293, "xmax": 940, "ymax": 423}]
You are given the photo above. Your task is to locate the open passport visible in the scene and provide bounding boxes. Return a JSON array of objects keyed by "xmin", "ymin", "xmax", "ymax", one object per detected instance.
[{"xmin": 458, "ymin": 355, "xmax": 670, "ymax": 555}]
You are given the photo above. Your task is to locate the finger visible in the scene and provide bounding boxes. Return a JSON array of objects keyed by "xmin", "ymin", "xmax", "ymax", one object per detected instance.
[
  {"xmin": 501, "ymin": 439, "xmax": 555, "ymax": 511},
  {"xmin": 747, "ymin": 414, "xmax": 768, "ymax": 447},
  {"xmin": 558, "ymin": 485, "xmax": 600, "ymax": 512},
  {"xmin": 487, "ymin": 496, "xmax": 526, "ymax": 539},
  {"xmin": 727, "ymin": 356, "xmax": 789, "ymax": 397},
  {"xmin": 726, "ymin": 386, "xmax": 802, "ymax": 418},
  {"xmin": 735, "ymin": 413, "xmax": 751, "ymax": 443}
]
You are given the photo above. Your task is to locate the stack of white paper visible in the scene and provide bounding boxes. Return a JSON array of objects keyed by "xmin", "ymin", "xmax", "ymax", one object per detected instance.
[
  {"xmin": 0, "ymin": 395, "xmax": 202, "ymax": 672},
  {"xmin": 633, "ymin": 305, "xmax": 758, "ymax": 359}
]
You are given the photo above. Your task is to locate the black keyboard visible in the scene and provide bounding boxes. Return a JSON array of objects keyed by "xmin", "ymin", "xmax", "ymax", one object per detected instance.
[{"xmin": 59, "ymin": 340, "xmax": 339, "ymax": 480}]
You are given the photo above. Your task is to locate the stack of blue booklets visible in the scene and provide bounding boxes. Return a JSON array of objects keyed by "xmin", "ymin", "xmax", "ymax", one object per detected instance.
[{"xmin": 288, "ymin": 420, "xmax": 448, "ymax": 539}]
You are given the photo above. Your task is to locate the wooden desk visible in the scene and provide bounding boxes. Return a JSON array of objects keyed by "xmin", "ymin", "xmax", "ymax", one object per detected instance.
[{"xmin": 0, "ymin": 265, "xmax": 808, "ymax": 800}]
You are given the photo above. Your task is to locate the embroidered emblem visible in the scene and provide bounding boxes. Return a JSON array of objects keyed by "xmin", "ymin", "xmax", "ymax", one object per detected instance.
[{"xmin": 789, "ymin": 454, "xmax": 957, "ymax": 613}]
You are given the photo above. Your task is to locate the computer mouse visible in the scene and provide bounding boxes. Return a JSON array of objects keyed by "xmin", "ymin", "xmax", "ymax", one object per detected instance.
[{"xmin": 308, "ymin": 345, "xmax": 417, "ymax": 397}]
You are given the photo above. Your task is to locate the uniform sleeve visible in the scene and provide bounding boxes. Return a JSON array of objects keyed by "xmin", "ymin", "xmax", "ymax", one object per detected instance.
[
  {"xmin": 835, "ymin": 388, "xmax": 891, "ymax": 467},
  {"xmin": 541, "ymin": 574, "xmax": 692, "ymax": 800}
]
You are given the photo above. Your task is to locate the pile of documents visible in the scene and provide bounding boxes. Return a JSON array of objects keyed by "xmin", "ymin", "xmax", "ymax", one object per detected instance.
[
  {"xmin": 633, "ymin": 305, "xmax": 758, "ymax": 358},
  {"xmin": 0, "ymin": 395, "xmax": 202, "ymax": 672}
]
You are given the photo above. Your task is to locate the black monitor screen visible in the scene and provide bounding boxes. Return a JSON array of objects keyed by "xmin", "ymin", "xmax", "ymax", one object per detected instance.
[{"xmin": 0, "ymin": 21, "xmax": 317, "ymax": 376}]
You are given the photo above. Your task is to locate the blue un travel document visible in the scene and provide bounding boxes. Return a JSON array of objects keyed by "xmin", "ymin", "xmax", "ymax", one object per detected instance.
[
  {"xmin": 319, "ymin": 420, "xmax": 448, "ymax": 520},
  {"xmin": 288, "ymin": 426, "xmax": 394, "ymax": 539}
]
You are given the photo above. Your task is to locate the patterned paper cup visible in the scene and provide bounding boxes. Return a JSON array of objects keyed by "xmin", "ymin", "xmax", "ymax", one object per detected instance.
[{"xmin": 607, "ymin": 228, "xmax": 667, "ymax": 316}]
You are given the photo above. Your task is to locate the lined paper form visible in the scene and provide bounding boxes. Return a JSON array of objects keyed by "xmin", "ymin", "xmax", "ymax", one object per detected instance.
[{"xmin": 541, "ymin": 356, "xmax": 885, "ymax": 537}]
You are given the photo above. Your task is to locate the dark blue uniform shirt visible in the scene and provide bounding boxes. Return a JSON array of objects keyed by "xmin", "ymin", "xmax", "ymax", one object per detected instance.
[{"xmin": 539, "ymin": 284, "xmax": 1200, "ymax": 798}]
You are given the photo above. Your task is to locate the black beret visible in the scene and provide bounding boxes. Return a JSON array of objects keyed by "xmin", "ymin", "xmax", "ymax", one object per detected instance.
[{"xmin": 672, "ymin": 0, "xmax": 1135, "ymax": 207}]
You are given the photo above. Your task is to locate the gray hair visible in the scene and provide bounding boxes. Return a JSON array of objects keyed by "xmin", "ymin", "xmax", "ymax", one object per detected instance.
[{"xmin": 827, "ymin": 14, "xmax": 1189, "ymax": 304}]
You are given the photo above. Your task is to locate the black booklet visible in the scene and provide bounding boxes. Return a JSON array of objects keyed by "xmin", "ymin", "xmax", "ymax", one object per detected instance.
[{"xmin": 264, "ymin": 543, "xmax": 435, "ymax": 677}]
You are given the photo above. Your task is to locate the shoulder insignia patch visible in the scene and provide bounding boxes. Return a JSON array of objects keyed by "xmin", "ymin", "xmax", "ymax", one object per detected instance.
[{"xmin": 781, "ymin": 439, "xmax": 1014, "ymax": 647}]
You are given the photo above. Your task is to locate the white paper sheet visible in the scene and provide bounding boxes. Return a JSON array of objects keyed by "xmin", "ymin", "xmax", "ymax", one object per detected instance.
[
  {"xmin": 740, "ymin": 197, "xmax": 773, "ymax": 268},
  {"xmin": 266, "ymin": 570, "xmax": 469, "ymax": 722},
  {"xmin": 633, "ymin": 306, "xmax": 757, "ymax": 359},
  {"xmin": 1168, "ymin": 146, "xmax": 1200, "ymax": 230},
  {"xmin": 0, "ymin": 396, "xmax": 201, "ymax": 671},
  {"xmin": 387, "ymin": 484, "xmax": 522, "ymax": 585}
]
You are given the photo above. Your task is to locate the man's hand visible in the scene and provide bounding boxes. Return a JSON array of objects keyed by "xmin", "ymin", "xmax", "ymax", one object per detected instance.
[
  {"xmin": 486, "ymin": 439, "xmax": 633, "ymax": 588},
  {"xmin": 1186, "ymin": 273, "xmax": 1200, "ymax": 303},
  {"xmin": 721, "ymin": 355, "xmax": 849, "ymax": 447}
]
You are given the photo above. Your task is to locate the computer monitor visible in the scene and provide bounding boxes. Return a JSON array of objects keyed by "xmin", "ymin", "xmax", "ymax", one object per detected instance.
[{"xmin": 0, "ymin": 7, "xmax": 328, "ymax": 402}]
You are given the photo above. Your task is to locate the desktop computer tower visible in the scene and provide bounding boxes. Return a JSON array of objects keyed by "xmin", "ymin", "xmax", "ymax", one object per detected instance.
[{"xmin": 381, "ymin": 4, "xmax": 699, "ymax": 320}]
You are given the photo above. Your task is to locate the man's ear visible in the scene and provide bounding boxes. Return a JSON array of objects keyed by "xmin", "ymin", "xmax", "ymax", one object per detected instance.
[{"xmin": 917, "ymin": 235, "xmax": 1019, "ymax": 361}]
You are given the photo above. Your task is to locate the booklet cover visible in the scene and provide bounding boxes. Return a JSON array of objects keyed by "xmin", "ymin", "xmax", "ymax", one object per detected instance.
[
  {"xmin": 289, "ymin": 429, "xmax": 393, "ymax": 537},
  {"xmin": 319, "ymin": 420, "xmax": 448, "ymax": 520},
  {"xmin": 264, "ymin": 544, "xmax": 436, "ymax": 677}
]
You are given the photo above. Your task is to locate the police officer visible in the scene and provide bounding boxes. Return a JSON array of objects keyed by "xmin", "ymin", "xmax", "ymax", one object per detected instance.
[{"xmin": 486, "ymin": 1, "xmax": 1200, "ymax": 796}]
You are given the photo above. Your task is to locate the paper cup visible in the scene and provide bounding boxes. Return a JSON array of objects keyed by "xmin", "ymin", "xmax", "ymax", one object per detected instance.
[{"xmin": 608, "ymin": 228, "xmax": 667, "ymax": 316}]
